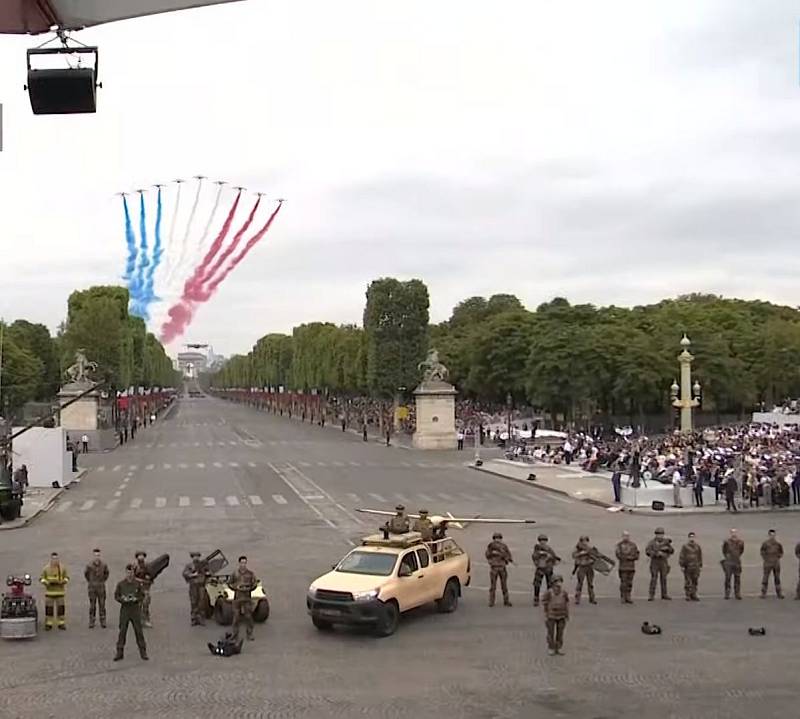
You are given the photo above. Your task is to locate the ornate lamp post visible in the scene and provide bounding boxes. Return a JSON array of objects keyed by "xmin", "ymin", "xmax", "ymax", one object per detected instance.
[{"xmin": 669, "ymin": 335, "xmax": 702, "ymax": 433}]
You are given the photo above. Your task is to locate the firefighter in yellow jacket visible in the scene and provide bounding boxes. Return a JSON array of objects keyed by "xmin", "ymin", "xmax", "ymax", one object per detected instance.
[{"xmin": 40, "ymin": 551, "xmax": 70, "ymax": 630}]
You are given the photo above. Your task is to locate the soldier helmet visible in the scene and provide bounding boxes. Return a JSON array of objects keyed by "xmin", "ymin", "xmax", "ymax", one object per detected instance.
[
  {"xmin": 395, "ymin": 504, "xmax": 405, "ymax": 511},
  {"xmin": 654, "ymin": 528, "xmax": 665, "ymax": 535},
  {"xmin": 92, "ymin": 548, "xmax": 101, "ymax": 553},
  {"xmin": 537, "ymin": 534, "xmax": 548, "ymax": 541},
  {"xmin": 552, "ymin": 575, "xmax": 564, "ymax": 584},
  {"xmin": 492, "ymin": 532, "xmax": 503, "ymax": 540},
  {"xmin": 190, "ymin": 551, "xmax": 201, "ymax": 558},
  {"xmin": 688, "ymin": 531, "xmax": 695, "ymax": 538},
  {"xmin": 125, "ymin": 563, "xmax": 134, "ymax": 571},
  {"xmin": 580, "ymin": 535, "xmax": 589, "ymax": 542},
  {"xmin": 768, "ymin": 528, "xmax": 776, "ymax": 535},
  {"xmin": 419, "ymin": 509, "xmax": 428, "ymax": 515},
  {"xmin": 135, "ymin": 550, "xmax": 147, "ymax": 558}
]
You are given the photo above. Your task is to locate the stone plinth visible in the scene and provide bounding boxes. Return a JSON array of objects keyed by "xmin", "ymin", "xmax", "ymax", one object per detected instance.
[
  {"xmin": 58, "ymin": 382, "xmax": 116, "ymax": 451},
  {"xmin": 412, "ymin": 380, "xmax": 457, "ymax": 450}
]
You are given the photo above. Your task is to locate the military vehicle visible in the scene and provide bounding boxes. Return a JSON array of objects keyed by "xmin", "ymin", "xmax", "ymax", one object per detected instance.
[
  {"xmin": 201, "ymin": 549, "xmax": 270, "ymax": 625},
  {"xmin": 308, "ymin": 510, "xmax": 534, "ymax": 637},
  {"xmin": 0, "ymin": 574, "xmax": 38, "ymax": 639}
]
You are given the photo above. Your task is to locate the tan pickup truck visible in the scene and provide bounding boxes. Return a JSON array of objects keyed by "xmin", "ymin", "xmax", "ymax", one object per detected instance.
[{"xmin": 307, "ymin": 531, "xmax": 471, "ymax": 636}]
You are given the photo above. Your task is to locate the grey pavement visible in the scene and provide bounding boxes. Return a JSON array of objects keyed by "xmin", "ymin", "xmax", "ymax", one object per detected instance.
[{"xmin": 1, "ymin": 396, "xmax": 799, "ymax": 718}]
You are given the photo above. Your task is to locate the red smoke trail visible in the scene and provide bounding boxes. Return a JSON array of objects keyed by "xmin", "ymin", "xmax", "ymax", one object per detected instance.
[
  {"xmin": 204, "ymin": 200, "xmax": 284, "ymax": 297},
  {"xmin": 182, "ymin": 190, "xmax": 242, "ymax": 298},
  {"xmin": 194, "ymin": 196, "xmax": 261, "ymax": 296},
  {"xmin": 159, "ymin": 200, "xmax": 283, "ymax": 344}
]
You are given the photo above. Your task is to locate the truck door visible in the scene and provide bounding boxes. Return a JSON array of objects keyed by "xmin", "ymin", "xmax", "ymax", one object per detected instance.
[
  {"xmin": 396, "ymin": 550, "xmax": 425, "ymax": 609},
  {"xmin": 415, "ymin": 547, "xmax": 438, "ymax": 603}
]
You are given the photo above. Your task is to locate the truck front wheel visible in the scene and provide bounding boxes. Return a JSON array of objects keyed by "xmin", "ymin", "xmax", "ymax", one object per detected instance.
[{"xmin": 374, "ymin": 601, "xmax": 399, "ymax": 637}]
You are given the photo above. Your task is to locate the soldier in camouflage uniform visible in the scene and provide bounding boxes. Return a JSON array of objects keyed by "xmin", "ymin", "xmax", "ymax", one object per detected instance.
[
  {"xmin": 182, "ymin": 551, "xmax": 209, "ymax": 626},
  {"xmin": 678, "ymin": 531, "xmax": 702, "ymax": 601},
  {"xmin": 485, "ymin": 532, "xmax": 513, "ymax": 607},
  {"xmin": 532, "ymin": 534, "xmax": 559, "ymax": 606},
  {"xmin": 412, "ymin": 510, "xmax": 434, "ymax": 541},
  {"xmin": 645, "ymin": 527, "xmax": 674, "ymax": 600},
  {"xmin": 84, "ymin": 548, "xmax": 109, "ymax": 628},
  {"xmin": 229, "ymin": 555, "xmax": 258, "ymax": 640},
  {"xmin": 133, "ymin": 551, "xmax": 153, "ymax": 627},
  {"xmin": 571, "ymin": 535, "xmax": 598, "ymax": 605},
  {"xmin": 760, "ymin": 529, "xmax": 784, "ymax": 599},
  {"xmin": 615, "ymin": 531, "xmax": 639, "ymax": 604},
  {"xmin": 542, "ymin": 575, "xmax": 569, "ymax": 655},
  {"xmin": 114, "ymin": 564, "xmax": 148, "ymax": 661},
  {"xmin": 387, "ymin": 505, "xmax": 410, "ymax": 534},
  {"xmin": 721, "ymin": 528, "xmax": 744, "ymax": 600}
]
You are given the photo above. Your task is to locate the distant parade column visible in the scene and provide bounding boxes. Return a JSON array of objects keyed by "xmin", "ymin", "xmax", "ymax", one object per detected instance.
[{"xmin": 670, "ymin": 334, "xmax": 702, "ymax": 433}]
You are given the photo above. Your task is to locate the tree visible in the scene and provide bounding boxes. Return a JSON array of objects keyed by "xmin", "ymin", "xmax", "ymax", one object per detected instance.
[
  {"xmin": 363, "ymin": 278, "xmax": 429, "ymax": 397},
  {"xmin": 0, "ymin": 328, "xmax": 44, "ymax": 417},
  {"xmin": 6, "ymin": 320, "xmax": 59, "ymax": 400}
]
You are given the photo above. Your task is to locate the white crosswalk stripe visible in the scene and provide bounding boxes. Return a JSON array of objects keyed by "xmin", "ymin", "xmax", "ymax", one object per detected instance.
[
  {"xmin": 55, "ymin": 501, "xmax": 72, "ymax": 513},
  {"xmin": 114, "ymin": 491, "xmax": 122, "ymax": 497},
  {"xmin": 229, "ymin": 441, "xmax": 237, "ymax": 446},
  {"xmin": 272, "ymin": 494, "xmax": 287, "ymax": 505},
  {"xmin": 437, "ymin": 493, "xmax": 453, "ymax": 501},
  {"xmin": 298, "ymin": 461, "xmax": 312, "ymax": 467},
  {"xmin": 218, "ymin": 441, "xmax": 226, "ymax": 446},
  {"xmin": 226, "ymin": 496, "xmax": 240, "ymax": 506},
  {"xmin": 394, "ymin": 494, "xmax": 409, "ymax": 502},
  {"xmin": 229, "ymin": 462, "xmax": 239, "ymax": 468},
  {"xmin": 369, "ymin": 493, "xmax": 386, "ymax": 502},
  {"xmin": 145, "ymin": 464, "xmax": 154, "ymax": 471},
  {"xmin": 155, "ymin": 497, "xmax": 167, "ymax": 508},
  {"xmin": 195, "ymin": 462, "xmax": 205, "ymax": 469},
  {"xmin": 249, "ymin": 495, "xmax": 263, "ymax": 505},
  {"xmin": 213, "ymin": 462, "xmax": 223, "ymax": 468},
  {"xmin": 317, "ymin": 462, "xmax": 326, "ymax": 467},
  {"xmin": 248, "ymin": 462, "xmax": 257, "ymax": 468},
  {"xmin": 418, "ymin": 493, "xmax": 434, "ymax": 502},
  {"xmin": 96, "ymin": 465, "xmax": 105, "ymax": 472},
  {"xmin": 332, "ymin": 461, "xmax": 344, "ymax": 467},
  {"xmin": 401, "ymin": 462, "xmax": 411, "ymax": 467},
  {"xmin": 112, "ymin": 465, "xmax": 122, "ymax": 472},
  {"xmin": 105, "ymin": 499, "xmax": 119, "ymax": 510},
  {"xmin": 163, "ymin": 463, "xmax": 172, "ymax": 469},
  {"xmin": 178, "ymin": 463, "xmax": 188, "ymax": 469},
  {"xmin": 179, "ymin": 496, "xmax": 190, "ymax": 507},
  {"xmin": 129, "ymin": 465, "xmax": 138, "ymax": 471},
  {"xmin": 347, "ymin": 493, "xmax": 361, "ymax": 503},
  {"xmin": 349, "ymin": 461, "xmax": 360, "ymax": 467},
  {"xmin": 202, "ymin": 497, "xmax": 215, "ymax": 506},
  {"xmin": 80, "ymin": 499, "xmax": 96, "ymax": 511},
  {"xmin": 206, "ymin": 441, "xmax": 214, "ymax": 446},
  {"xmin": 130, "ymin": 498, "xmax": 143, "ymax": 509}
]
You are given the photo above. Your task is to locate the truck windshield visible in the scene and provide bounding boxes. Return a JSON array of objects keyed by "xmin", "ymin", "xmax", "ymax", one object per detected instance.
[{"xmin": 336, "ymin": 551, "xmax": 397, "ymax": 576}]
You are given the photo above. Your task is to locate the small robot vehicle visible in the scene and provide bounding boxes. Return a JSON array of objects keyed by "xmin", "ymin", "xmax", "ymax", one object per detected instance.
[{"xmin": 0, "ymin": 574, "xmax": 38, "ymax": 639}]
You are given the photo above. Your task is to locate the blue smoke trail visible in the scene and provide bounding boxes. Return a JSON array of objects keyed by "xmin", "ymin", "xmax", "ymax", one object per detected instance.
[
  {"xmin": 142, "ymin": 186, "xmax": 163, "ymax": 310},
  {"xmin": 129, "ymin": 193, "xmax": 150, "ymax": 320},
  {"xmin": 122, "ymin": 196, "xmax": 137, "ymax": 282}
]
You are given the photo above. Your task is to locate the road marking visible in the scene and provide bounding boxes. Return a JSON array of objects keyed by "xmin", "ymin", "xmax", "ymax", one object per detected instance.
[
  {"xmin": 349, "ymin": 461, "xmax": 361, "ymax": 467},
  {"xmin": 369, "ymin": 493, "xmax": 386, "ymax": 502},
  {"xmin": 129, "ymin": 465, "xmax": 138, "ymax": 470},
  {"xmin": 347, "ymin": 493, "xmax": 361, "ymax": 503},
  {"xmin": 130, "ymin": 498, "xmax": 143, "ymax": 509},
  {"xmin": 332, "ymin": 461, "xmax": 344, "ymax": 467},
  {"xmin": 213, "ymin": 462, "xmax": 223, "ymax": 468},
  {"xmin": 272, "ymin": 494, "xmax": 287, "ymax": 504},
  {"xmin": 169, "ymin": 442, "xmax": 177, "ymax": 447},
  {"xmin": 119, "ymin": 481, "xmax": 128, "ymax": 489},
  {"xmin": 269, "ymin": 463, "xmax": 338, "ymax": 530},
  {"xmin": 194, "ymin": 442, "xmax": 200, "ymax": 447},
  {"xmin": 461, "ymin": 493, "xmax": 481, "ymax": 501},
  {"xmin": 145, "ymin": 464, "xmax": 154, "ymax": 471},
  {"xmin": 105, "ymin": 499, "xmax": 119, "ymax": 510},
  {"xmin": 203, "ymin": 497, "xmax": 215, "ymax": 507},
  {"xmin": 178, "ymin": 463, "xmax": 189, "ymax": 469},
  {"xmin": 155, "ymin": 497, "xmax": 167, "ymax": 508},
  {"xmin": 163, "ymin": 463, "xmax": 172, "ymax": 470},
  {"xmin": 179, "ymin": 496, "xmax": 190, "ymax": 507},
  {"xmin": 394, "ymin": 494, "xmax": 409, "ymax": 502},
  {"xmin": 226, "ymin": 495, "xmax": 240, "ymax": 506},
  {"xmin": 197, "ymin": 462, "xmax": 206, "ymax": 469},
  {"xmin": 157, "ymin": 444, "xmax": 164, "ymax": 448},
  {"xmin": 437, "ymin": 493, "xmax": 453, "ymax": 501},
  {"xmin": 112, "ymin": 465, "xmax": 122, "ymax": 472},
  {"xmin": 114, "ymin": 491, "xmax": 122, "ymax": 498},
  {"xmin": 56, "ymin": 501, "xmax": 72, "ymax": 513},
  {"xmin": 145, "ymin": 444, "xmax": 153, "ymax": 449},
  {"xmin": 229, "ymin": 462, "xmax": 239, "ymax": 468},
  {"xmin": 248, "ymin": 462, "xmax": 257, "ymax": 468},
  {"xmin": 249, "ymin": 495, "xmax": 264, "ymax": 505},
  {"xmin": 80, "ymin": 500, "xmax": 95, "ymax": 511},
  {"xmin": 206, "ymin": 441, "xmax": 214, "ymax": 446},
  {"xmin": 299, "ymin": 461, "xmax": 312, "ymax": 467},
  {"xmin": 229, "ymin": 441, "xmax": 237, "ymax": 446},
  {"xmin": 317, "ymin": 461, "xmax": 326, "ymax": 467},
  {"xmin": 96, "ymin": 465, "xmax": 105, "ymax": 472},
  {"xmin": 418, "ymin": 493, "xmax": 433, "ymax": 502},
  {"xmin": 218, "ymin": 442, "xmax": 226, "ymax": 446}
]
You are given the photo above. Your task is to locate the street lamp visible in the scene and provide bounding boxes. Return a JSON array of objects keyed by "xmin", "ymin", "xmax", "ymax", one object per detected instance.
[{"xmin": 670, "ymin": 334, "xmax": 701, "ymax": 433}]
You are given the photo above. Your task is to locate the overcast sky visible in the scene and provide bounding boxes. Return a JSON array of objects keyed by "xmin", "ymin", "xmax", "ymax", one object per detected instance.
[{"xmin": 1, "ymin": 0, "xmax": 799, "ymax": 356}]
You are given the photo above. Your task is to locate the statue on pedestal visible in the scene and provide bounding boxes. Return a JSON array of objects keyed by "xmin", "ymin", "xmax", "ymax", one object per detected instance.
[
  {"xmin": 64, "ymin": 350, "xmax": 98, "ymax": 387},
  {"xmin": 418, "ymin": 349, "xmax": 449, "ymax": 383}
]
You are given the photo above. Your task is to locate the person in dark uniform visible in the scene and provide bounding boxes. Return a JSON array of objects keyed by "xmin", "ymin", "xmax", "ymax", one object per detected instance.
[
  {"xmin": 182, "ymin": 552, "xmax": 209, "ymax": 626},
  {"xmin": 615, "ymin": 531, "xmax": 639, "ymax": 604},
  {"xmin": 133, "ymin": 551, "xmax": 153, "ymax": 627},
  {"xmin": 114, "ymin": 564, "xmax": 148, "ymax": 661},
  {"xmin": 84, "ymin": 548, "xmax": 109, "ymax": 628},
  {"xmin": 722, "ymin": 528, "xmax": 745, "ymax": 600},
  {"xmin": 645, "ymin": 528, "xmax": 674, "ymax": 601},
  {"xmin": 542, "ymin": 575, "xmax": 569, "ymax": 655},
  {"xmin": 229, "ymin": 556, "xmax": 257, "ymax": 641},
  {"xmin": 678, "ymin": 532, "xmax": 702, "ymax": 601},
  {"xmin": 486, "ymin": 533, "xmax": 513, "ymax": 607},
  {"xmin": 532, "ymin": 534, "xmax": 559, "ymax": 606},
  {"xmin": 760, "ymin": 529, "xmax": 784, "ymax": 598}
]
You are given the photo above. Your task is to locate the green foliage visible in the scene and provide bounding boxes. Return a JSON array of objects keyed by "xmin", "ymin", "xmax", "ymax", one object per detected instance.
[
  {"xmin": 6, "ymin": 320, "xmax": 59, "ymax": 400},
  {"xmin": 0, "ymin": 324, "xmax": 44, "ymax": 415},
  {"xmin": 363, "ymin": 277, "xmax": 430, "ymax": 397}
]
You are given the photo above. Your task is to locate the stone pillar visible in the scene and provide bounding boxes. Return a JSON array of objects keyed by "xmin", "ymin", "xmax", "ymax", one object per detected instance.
[
  {"xmin": 412, "ymin": 380, "xmax": 457, "ymax": 450},
  {"xmin": 58, "ymin": 382, "xmax": 116, "ymax": 451}
]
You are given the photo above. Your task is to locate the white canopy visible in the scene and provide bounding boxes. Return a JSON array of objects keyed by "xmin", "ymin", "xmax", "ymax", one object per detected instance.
[{"xmin": 0, "ymin": 0, "xmax": 244, "ymax": 34}]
